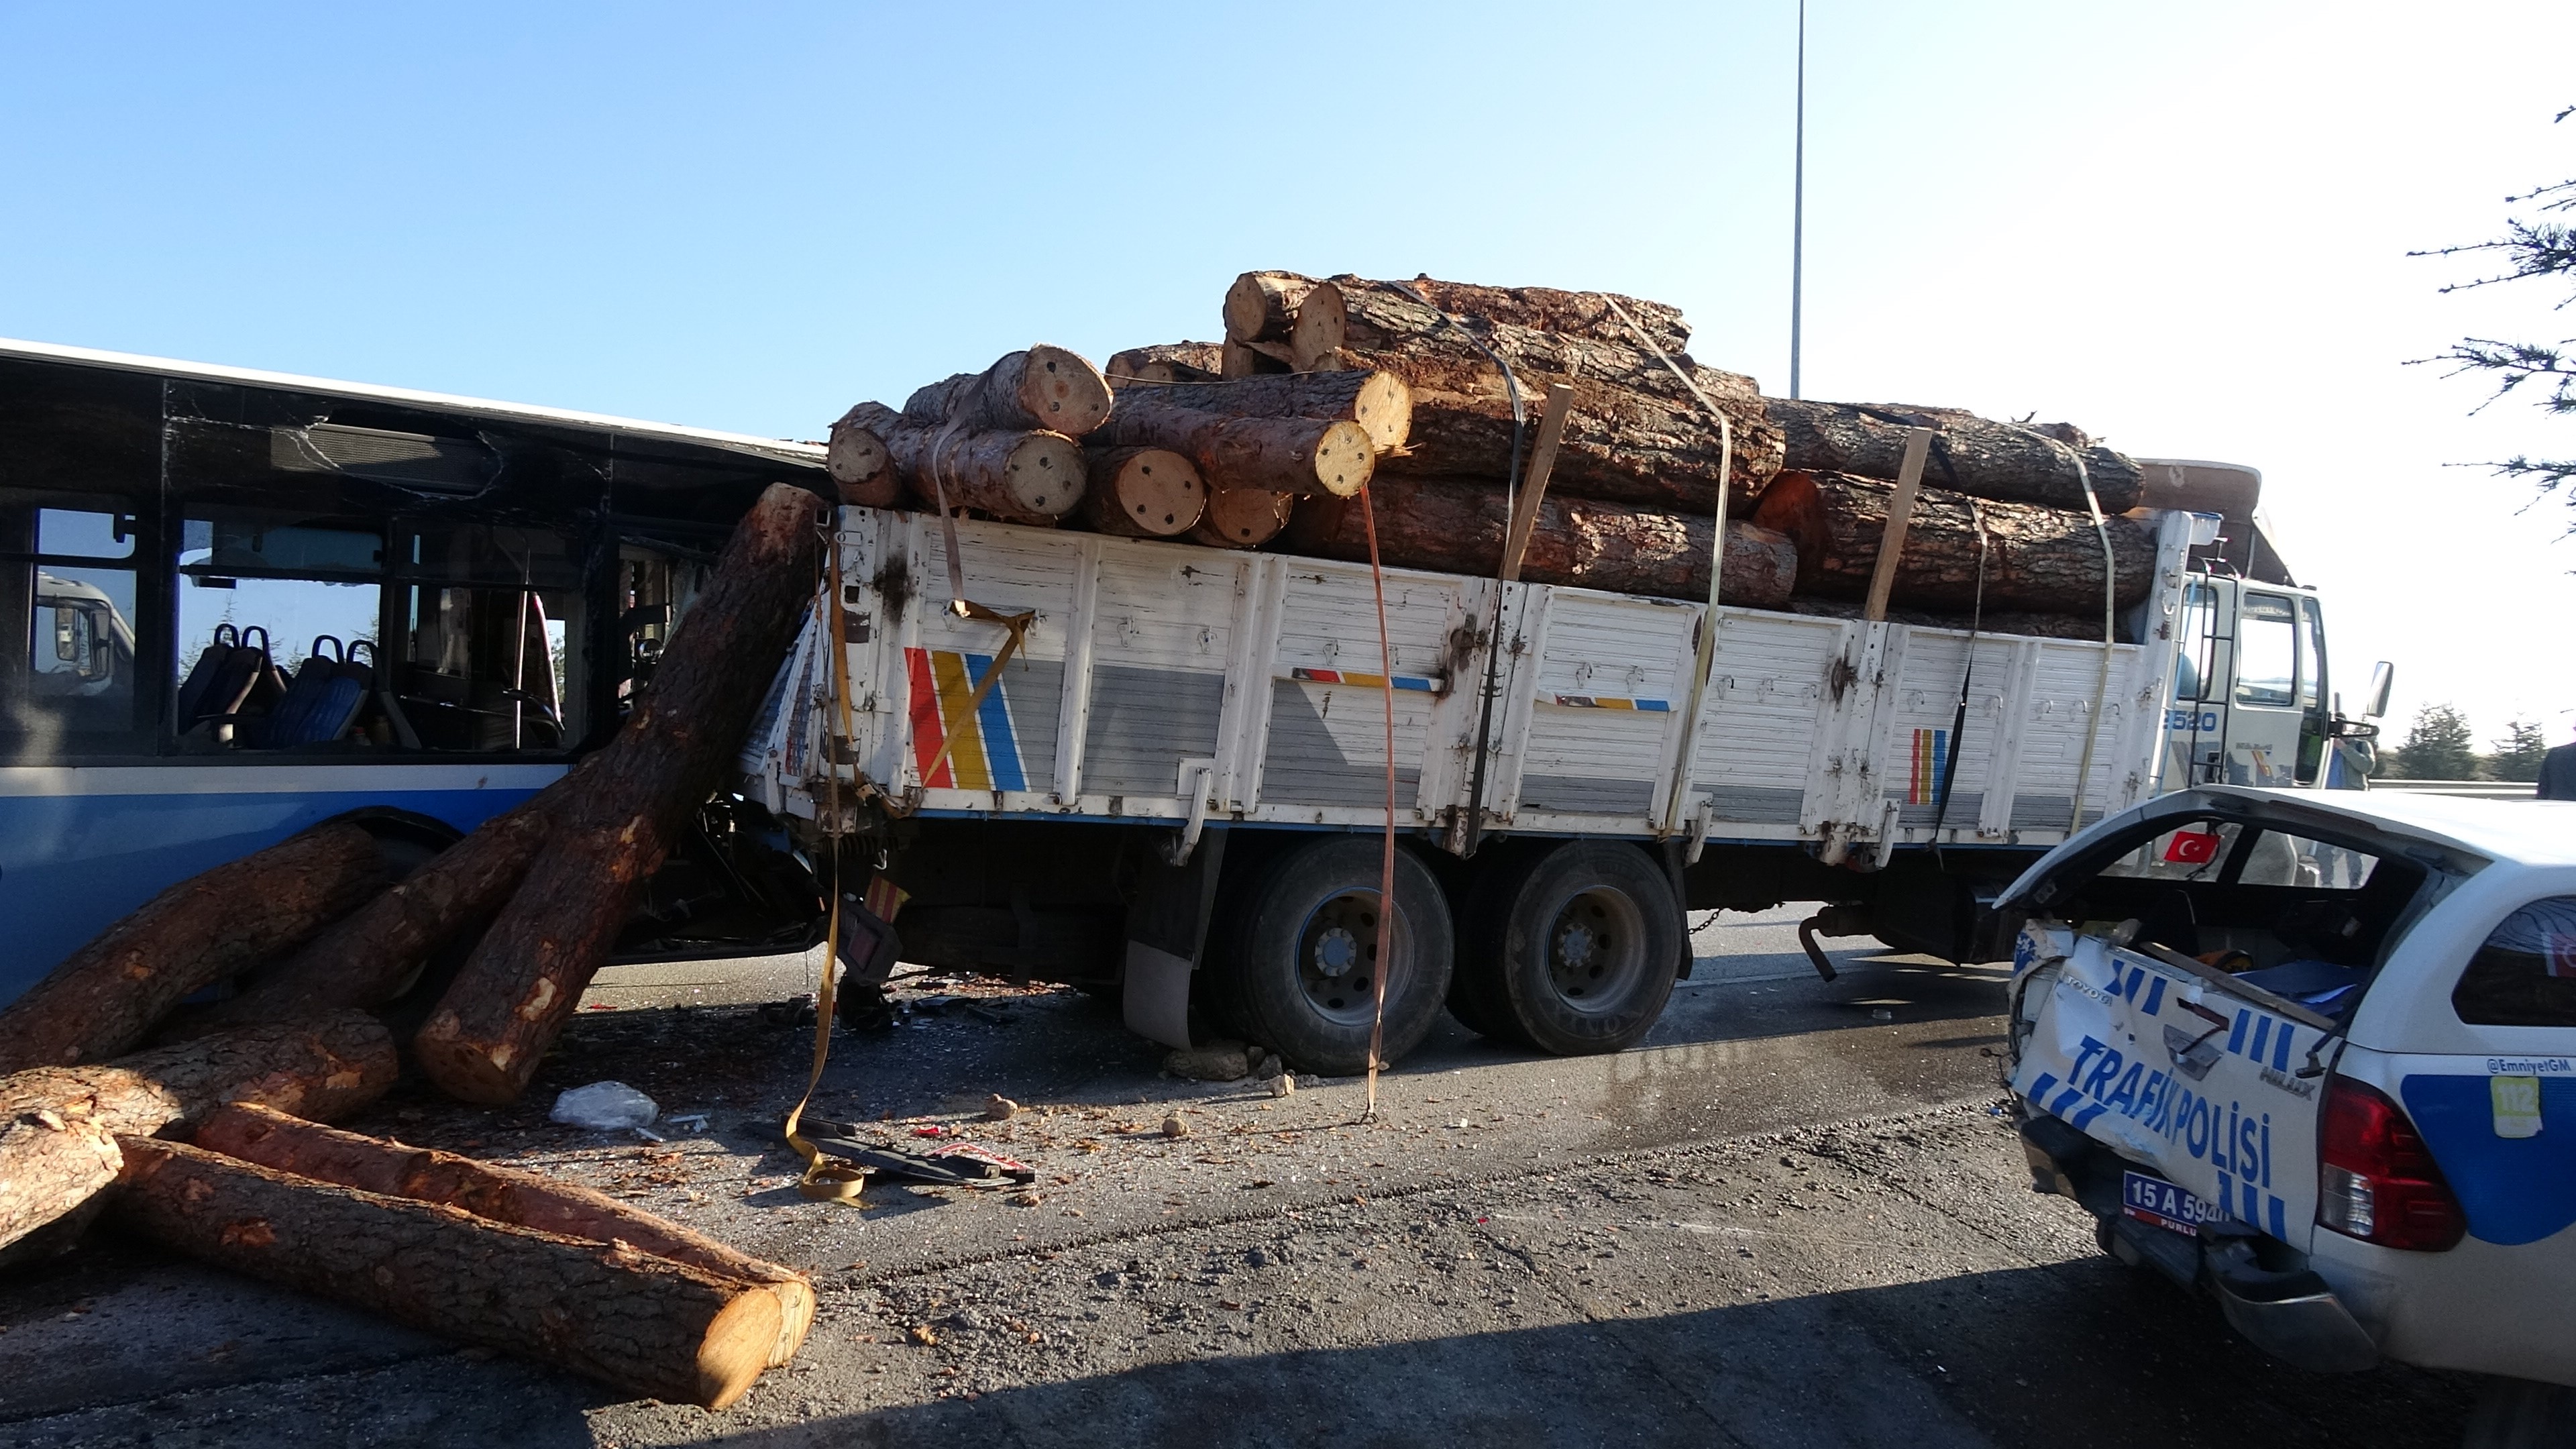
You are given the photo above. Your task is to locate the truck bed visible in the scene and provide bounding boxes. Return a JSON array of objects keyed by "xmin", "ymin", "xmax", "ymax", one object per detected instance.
[{"xmin": 741, "ymin": 505, "xmax": 2200, "ymax": 859}]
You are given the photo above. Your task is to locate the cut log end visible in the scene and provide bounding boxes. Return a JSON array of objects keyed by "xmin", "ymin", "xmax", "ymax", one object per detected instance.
[
  {"xmin": 695, "ymin": 1287, "xmax": 787, "ymax": 1409},
  {"xmin": 1289, "ymin": 280, "xmax": 1350, "ymax": 371},
  {"xmin": 1001, "ymin": 432, "xmax": 1087, "ymax": 519},
  {"xmin": 1085, "ymin": 447, "xmax": 1205, "ymax": 537},
  {"xmin": 1310, "ymin": 419, "xmax": 1376, "ymax": 498},
  {"xmin": 1192, "ymin": 488, "xmax": 1295, "ymax": 549},
  {"xmin": 1016, "ymin": 345, "xmax": 1114, "ymax": 438},
  {"xmin": 1224, "ymin": 271, "xmax": 1317, "ymax": 346}
]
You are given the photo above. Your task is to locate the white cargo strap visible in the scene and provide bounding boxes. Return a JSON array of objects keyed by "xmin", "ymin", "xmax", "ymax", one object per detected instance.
[
  {"xmin": 2063, "ymin": 451, "xmax": 2118, "ymax": 835},
  {"xmin": 1605, "ymin": 297, "xmax": 1733, "ymax": 839}
]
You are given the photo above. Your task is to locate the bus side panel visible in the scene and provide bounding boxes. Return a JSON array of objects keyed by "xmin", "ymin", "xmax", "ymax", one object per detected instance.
[{"xmin": 0, "ymin": 762, "xmax": 563, "ymax": 1003}]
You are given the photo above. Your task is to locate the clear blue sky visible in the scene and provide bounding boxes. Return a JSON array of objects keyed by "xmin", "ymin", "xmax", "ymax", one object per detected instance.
[{"xmin": 5, "ymin": 2, "xmax": 2571, "ymax": 743}]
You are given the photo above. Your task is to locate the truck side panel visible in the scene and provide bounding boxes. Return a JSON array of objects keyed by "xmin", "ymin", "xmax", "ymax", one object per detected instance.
[{"xmin": 749, "ymin": 506, "xmax": 2194, "ymax": 857}]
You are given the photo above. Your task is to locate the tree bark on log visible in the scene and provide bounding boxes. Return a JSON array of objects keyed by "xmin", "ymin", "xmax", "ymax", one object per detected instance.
[
  {"xmin": 414, "ymin": 484, "xmax": 824, "ymax": 1105},
  {"xmin": 824, "ymin": 406, "xmax": 902, "ymax": 508},
  {"xmin": 1093, "ymin": 398, "xmax": 1374, "ymax": 498},
  {"xmin": 1751, "ymin": 470, "xmax": 2156, "ymax": 612},
  {"xmin": 1292, "ymin": 278, "xmax": 1753, "ymax": 400},
  {"xmin": 1112, "ymin": 371, "xmax": 1412, "ymax": 454},
  {"xmin": 195, "ymin": 1103, "xmax": 814, "ymax": 1369},
  {"xmin": 1078, "ymin": 447, "xmax": 1205, "ymax": 538},
  {"xmin": 182, "ymin": 788, "xmax": 563, "ymax": 1035},
  {"xmin": 901, "ymin": 345, "xmax": 1113, "ymax": 439},
  {"xmin": 110, "ymin": 1138, "xmax": 781, "ymax": 1410},
  {"xmin": 0, "ymin": 1011, "xmax": 395, "ymax": 1252},
  {"xmin": 1366, "ymin": 275, "xmax": 1692, "ymax": 358},
  {"xmin": 1764, "ymin": 399, "xmax": 2144, "ymax": 513},
  {"xmin": 1223, "ymin": 272, "xmax": 1322, "ymax": 345},
  {"xmin": 1104, "ymin": 343, "xmax": 1223, "ymax": 388},
  {"xmin": 0, "ymin": 822, "xmax": 386, "ymax": 1073},
  {"xmin": 1283, "ymin": 477, "xmax": 1799, "ymax": 606},
  {"xmin": 842, "ymin": 402, "xmax": 1084, "ymax": 523},
  {"xmin": 1368, "ymin": 366, "xmax": 1781, "ymax": 513},
  {"xmin": 1189, "ymin": 487, "xmax": 1295, "ymax": 549}
]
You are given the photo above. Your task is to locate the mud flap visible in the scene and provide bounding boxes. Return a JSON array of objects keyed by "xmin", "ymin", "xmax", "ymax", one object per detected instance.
[{"xmin": 1121, "ymin": 828, "xmax": 1228, "ymax": 1051}]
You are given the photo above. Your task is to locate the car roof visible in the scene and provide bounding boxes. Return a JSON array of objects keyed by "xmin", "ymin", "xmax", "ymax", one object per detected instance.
[{"xmin": 2171, "ymin": 785, "xmax": 2576, "ymax": 868}]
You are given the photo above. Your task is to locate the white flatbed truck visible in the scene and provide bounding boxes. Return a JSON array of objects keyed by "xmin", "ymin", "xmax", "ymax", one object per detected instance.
[{"xmin": 737, "ymin": 482, "xmax": 2371, "ymax": 1074}]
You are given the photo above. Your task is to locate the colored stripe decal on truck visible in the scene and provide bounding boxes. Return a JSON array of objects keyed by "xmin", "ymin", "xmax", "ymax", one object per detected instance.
[{"xmin": 906, "ymin": 647, "xmax": 1025, "ymax": 792}]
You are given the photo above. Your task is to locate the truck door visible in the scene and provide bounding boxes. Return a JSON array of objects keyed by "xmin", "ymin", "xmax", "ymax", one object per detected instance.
[
  {"xmin": 2223, "ymin": 589, "xmax": 2307, "ymax": 787},
  {"xmin": 2161, "ymin": 577, "xmax": 2230, "ymax": 790}
]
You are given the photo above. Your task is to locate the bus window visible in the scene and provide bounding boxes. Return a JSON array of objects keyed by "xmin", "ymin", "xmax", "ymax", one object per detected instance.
[
  {"xmin": 176, "ymin": 508, "xmax": 384, "ymax": 745},
  {"xmin": 3, "ymin": 497, "xmax": 144, "ymax": 747},
  {"xmin": 391, "ymin": 522, "xmax": 584, "ymax": 753},
  {"xmin": 2234, "ymin": 592, "xmax": 2299, "ymax": 708}
]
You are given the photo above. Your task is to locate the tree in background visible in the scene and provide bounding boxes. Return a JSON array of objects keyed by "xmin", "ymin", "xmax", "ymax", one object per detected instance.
[
  {"xmin": 2417, "ymin": 106, "xmax": 2576, "ymax": 527},
  {"xmin": 2491, "ymin": 718, "xmax": 2551, "ymax": 782},
  {"xmin": 2386, "ymin": 702, "xmax": 2478, "ymax": 780}
]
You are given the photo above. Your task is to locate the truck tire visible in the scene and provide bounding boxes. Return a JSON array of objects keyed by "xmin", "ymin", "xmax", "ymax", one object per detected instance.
[
  {"xmin": 1456, "ymin": 841, "xmax": 1680, "ymax": 1056},
  {"xmin": 1218, "ymin": 837, "xmax": 1454, "ymax": 1076}
]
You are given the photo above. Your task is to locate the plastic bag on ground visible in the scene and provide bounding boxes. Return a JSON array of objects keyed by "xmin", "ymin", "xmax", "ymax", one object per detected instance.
[{"xmin": 550, "ymin": 1081, "xmax": 659, "ymax": 1131}]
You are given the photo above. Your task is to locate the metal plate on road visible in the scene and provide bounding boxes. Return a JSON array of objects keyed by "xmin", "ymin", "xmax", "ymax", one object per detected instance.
[{"xmin": 2123, "ymin": 1170, "xmax": 2222, "ymax": 1236}]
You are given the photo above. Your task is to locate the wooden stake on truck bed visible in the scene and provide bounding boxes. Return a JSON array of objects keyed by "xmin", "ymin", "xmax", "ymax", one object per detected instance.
[
  {"xmin": 1499, "ymin": 383, "xmax": 1577, "ymax": 582},
  {"xmin": 1862, "ymin": 427, "xmax": 1934, "ymax": 622}
]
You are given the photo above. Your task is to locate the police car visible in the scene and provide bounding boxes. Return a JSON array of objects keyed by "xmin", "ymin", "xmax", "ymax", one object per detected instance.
[{"xmin": 1999, "ymin": 785, "xmax": 2576, "ymax": 1436}]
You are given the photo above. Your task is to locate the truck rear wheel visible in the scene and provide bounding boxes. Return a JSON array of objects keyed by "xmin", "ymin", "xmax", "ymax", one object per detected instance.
[
  {"xmin": 1454, "ymin": 841, "xmax": 1680, "ymax": 1055},
  {"xmin": 1218, "ymin": 837, "xmax": 1454, "ymax": 1076}
]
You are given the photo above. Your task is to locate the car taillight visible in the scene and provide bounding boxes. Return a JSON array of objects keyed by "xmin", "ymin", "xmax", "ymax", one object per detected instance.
[{"xmin": 2317, "ymin": 1075, "xmax": 2465, "ymax": 1251}]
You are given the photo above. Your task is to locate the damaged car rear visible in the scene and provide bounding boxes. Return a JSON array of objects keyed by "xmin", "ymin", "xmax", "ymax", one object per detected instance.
[{"xmin": 1998, "ymin": 784, "xmax": 2576, "ymax": 1433}]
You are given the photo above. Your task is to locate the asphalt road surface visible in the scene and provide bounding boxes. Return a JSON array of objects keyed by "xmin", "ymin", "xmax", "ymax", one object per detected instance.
[{"xmin": 0, "ymin": 909, "xmax": 2482, "ymax": 1447}]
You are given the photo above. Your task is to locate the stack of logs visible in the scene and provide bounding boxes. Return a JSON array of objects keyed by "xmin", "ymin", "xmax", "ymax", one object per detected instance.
[
  {"xmin": 825, "ymin": 272, "xmax": 2167, "ymax": 635},
  {"xmin": 0, "ymin": 481, "xmax": 828, "ymax": 1409}
]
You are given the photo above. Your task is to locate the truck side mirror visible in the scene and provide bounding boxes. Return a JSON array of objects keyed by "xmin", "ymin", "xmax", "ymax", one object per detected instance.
[{"xmin": 2364, "ymin": 661, "xmax": 2394, "ymax": 719}]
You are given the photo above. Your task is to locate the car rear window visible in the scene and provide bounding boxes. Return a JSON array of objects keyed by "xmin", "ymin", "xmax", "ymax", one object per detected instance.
[{"xmin": 2453, "ymin": 896, "xmax": 2576, "ymax": 1028}]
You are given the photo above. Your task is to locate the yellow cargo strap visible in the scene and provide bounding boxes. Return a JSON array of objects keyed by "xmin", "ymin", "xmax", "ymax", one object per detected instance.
[{"xmin": 786, "ymin": 519, "xmax": 871, "ymax": 1203}]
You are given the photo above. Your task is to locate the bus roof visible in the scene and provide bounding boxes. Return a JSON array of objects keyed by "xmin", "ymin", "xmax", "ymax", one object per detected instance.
[{"xmin": 0, "ymin": 336, "xmax": 826, "ymax": 473}]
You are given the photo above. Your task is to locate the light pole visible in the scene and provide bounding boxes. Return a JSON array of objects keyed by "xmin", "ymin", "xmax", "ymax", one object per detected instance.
[{"xmin": 1789, "ymin": 0, "xmax": 1806, "ymax": 400}]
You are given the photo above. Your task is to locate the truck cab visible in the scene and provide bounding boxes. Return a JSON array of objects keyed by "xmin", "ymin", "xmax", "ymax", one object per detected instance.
[
  {"xmin": 2162, "ymin": 573, "xmax": 2384, "ymax": 793},
  {"xmin": 2134, "ymin": 459, "xmax": 2390, "ymax": 798}
]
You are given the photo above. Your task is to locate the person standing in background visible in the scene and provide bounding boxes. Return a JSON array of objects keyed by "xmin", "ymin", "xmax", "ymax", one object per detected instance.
[{"xmin": 2539, "ymin": 718, "xmax": 2576, "ymax": 801}]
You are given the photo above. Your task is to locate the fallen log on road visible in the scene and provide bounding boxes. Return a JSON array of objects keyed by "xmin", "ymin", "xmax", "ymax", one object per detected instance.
[
  {"xmin": 110, "ymin": 1137, "xmax": 781, "ymax": 1409},
  {"xmin": 0, "ymin": 822, "xmax": 386, "ymax": 1073},
  {"xmin": 415, "ymin": 482, "xmax": 824, "ymax": 1105},
  {"xmin": 195, "ymin": 1102, "xmax": 814, "ymax": 1369},
  {"xmin": 0, "ymin": 1011, "xmax": 394, "ymax": 1253}
]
